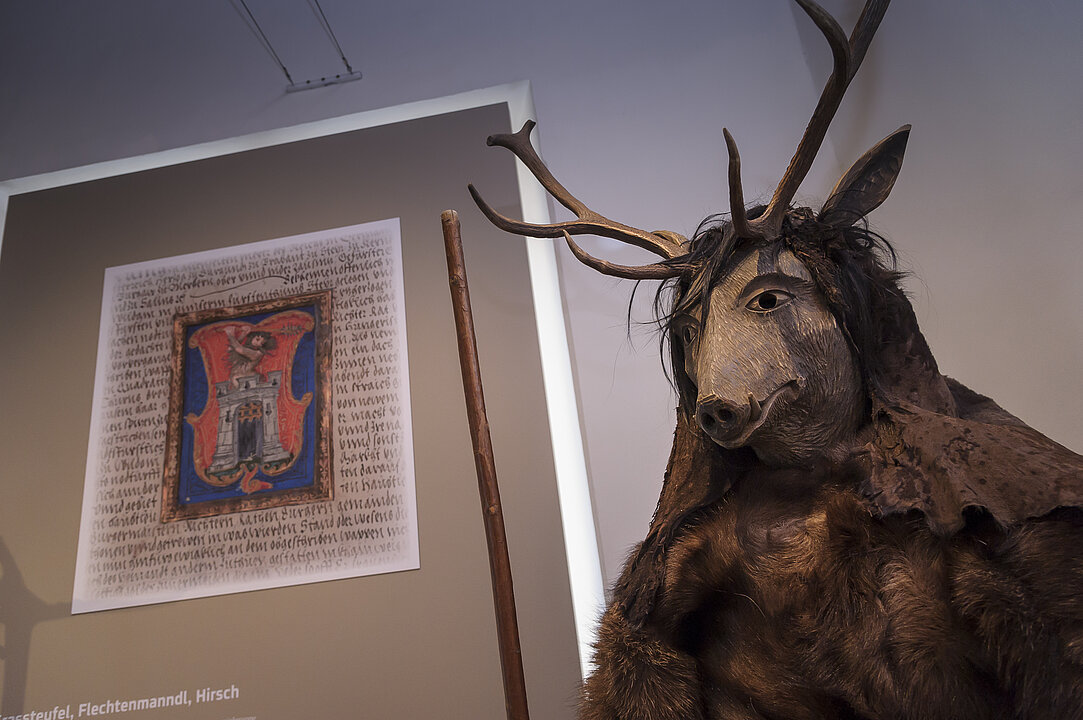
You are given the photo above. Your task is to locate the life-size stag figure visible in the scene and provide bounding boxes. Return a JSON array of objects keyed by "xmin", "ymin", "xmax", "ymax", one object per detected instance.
[{"xmin": 470, "ymin": 1, "xmax": 1083, "ymax": 718}]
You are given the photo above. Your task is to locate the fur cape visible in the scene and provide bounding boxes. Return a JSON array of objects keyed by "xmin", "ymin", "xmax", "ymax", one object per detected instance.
[{"xmin": 584, "ymin": 288, "xmax": 1083, "ymax": 719}]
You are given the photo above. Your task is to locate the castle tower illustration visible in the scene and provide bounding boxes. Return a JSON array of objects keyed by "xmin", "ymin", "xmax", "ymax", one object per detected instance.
[{"xmin": 208, "ymin": 371, "xmax": 291, "ymax": 475}]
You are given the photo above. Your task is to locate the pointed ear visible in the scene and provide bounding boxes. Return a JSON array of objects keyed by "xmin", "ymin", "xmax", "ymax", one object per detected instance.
[{"xmin": 819, "ymin": 125, "xmax": 911, "ymax": 226}]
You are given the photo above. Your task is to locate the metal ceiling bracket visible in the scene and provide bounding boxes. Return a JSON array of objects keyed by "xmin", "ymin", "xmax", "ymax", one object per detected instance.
[{"xmin": 286, "ymin": 70, "xmax": 363, "ymax": 93}]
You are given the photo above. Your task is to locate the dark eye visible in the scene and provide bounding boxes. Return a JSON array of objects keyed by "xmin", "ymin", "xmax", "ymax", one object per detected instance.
[
  {"xmin": 746, "ymin": 290, "xmax": 793, "ymax": 313},
  {"xmin": 680, "ymin": 323, "xmax": 697, "ymax": 346}
]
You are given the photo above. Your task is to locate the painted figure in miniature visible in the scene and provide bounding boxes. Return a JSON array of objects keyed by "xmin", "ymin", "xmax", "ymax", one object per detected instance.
[
  {"xmin": 225, "ymin": 326, "xmax": 277, "ymax": 390},
  {"xmin": 470, "ymin": 1, "xmax": 1083, "ymax": 717}
]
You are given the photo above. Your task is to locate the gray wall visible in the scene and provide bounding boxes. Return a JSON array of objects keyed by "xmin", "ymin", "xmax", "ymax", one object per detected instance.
[{"xmin": 3, "ymin": 0, "xmax": 1080, "ymax": 601}]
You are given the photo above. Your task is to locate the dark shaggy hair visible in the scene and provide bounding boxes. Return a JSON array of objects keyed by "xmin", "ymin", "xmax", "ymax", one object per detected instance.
[
  {"xmin": 651, "ymin": 205, "xmax": 910, "ymax": 417},
  {"xmin": 242, "ymin": 330, "xmax": 278, "ymax": 352}
]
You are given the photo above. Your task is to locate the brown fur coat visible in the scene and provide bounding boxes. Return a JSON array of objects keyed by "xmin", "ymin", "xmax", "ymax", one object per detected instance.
[{"xmin": 581, "ymin": 348, "xmax": 1083, "ymax": 719}]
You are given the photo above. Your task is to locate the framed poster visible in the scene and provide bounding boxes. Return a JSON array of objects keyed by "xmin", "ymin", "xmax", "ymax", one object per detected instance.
[{"xmin": 73, "ymin": 219, "xmax": 418, "ymax": 613}]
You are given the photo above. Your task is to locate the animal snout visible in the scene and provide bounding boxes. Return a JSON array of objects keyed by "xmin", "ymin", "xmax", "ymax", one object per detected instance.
[{"xmin": 696, "ymin": 395, "xmax": 748, "ymax": 443}]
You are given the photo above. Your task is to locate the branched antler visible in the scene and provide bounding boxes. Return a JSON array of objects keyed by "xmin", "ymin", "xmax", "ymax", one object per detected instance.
[
  {"xmin": 728, "ymin": 0, "xmax": 891, "ymax": 240},
  {"xmin": 470, "ymin": 1, "xmax": 891, "ymax": 278},
  {"xmin": 469, "ymin": 121, "xmax": 687, "ymax": 280}
]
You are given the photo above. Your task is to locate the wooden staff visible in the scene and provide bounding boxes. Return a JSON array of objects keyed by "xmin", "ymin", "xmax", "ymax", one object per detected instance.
[{"xmin": 441, "ymin": 209, "xmax": 531, "ymax": 720}]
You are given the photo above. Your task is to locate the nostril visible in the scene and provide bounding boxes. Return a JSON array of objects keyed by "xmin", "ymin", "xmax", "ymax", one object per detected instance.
[{"xmin": 697, "ymin": 397, "xmax": 740, "ymax": 437}]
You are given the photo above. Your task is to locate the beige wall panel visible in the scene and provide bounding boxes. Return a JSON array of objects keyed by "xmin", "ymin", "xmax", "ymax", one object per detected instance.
[{"xmin": 0, "ymin": 103, "xmax": 580, "ymax": 719}]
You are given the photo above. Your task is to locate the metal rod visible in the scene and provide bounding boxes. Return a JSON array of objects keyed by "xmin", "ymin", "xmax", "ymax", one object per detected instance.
[
  {"xmin": 440, "ymin": 209, "xmax": 531, "ymax": 720},
  {"xmin": 234, "ymin": 0, "xmax": 294, "ymax": 84},
  {"xmin": 309, "ymin": 0, "xmax": 355, "ymax": 73}
]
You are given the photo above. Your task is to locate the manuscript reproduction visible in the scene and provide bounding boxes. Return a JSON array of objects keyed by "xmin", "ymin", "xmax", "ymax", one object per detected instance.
[{"xmin": 73, "ymin": 219, "xmax": 418, "ymax": 613}]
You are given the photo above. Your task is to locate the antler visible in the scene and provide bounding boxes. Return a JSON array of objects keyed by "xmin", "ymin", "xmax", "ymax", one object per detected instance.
[
  {"xmin": 728, "ymin": 0, "xmax": 891, "ymax": 240},
  {"xmin": 471, "ymin": 1, "xmax": 891, "ymax": 275},
  {"xmin": 469, "ymin": 121, "xmax": 687, "ymax": 280}
]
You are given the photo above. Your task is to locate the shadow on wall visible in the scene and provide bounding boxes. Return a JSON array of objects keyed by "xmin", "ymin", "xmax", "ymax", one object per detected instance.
[{"xmin": 0, "ymin": 537, "xmax": 68, "ymax": 714}]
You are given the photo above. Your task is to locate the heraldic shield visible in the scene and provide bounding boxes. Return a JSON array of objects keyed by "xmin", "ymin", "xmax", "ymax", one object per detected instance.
[{"xmin": 162, "ymin": 291, "xmax": 333, "ymax": 521}]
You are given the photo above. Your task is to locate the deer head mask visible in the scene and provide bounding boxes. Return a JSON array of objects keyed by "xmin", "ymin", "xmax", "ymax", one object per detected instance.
[
  {"xmin": 471, "ymin": 0, "xmax": 912, "ymax": 467},
  {"xmin": 468, "ymin": 0, "xmax": 1083, "ymax": 630}
]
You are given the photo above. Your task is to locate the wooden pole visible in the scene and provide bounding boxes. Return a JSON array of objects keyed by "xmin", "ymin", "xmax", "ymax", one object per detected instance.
[{"xmin": 440, "ymin": 209, "xmax": 531, "ymax": 720}]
